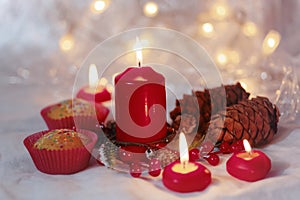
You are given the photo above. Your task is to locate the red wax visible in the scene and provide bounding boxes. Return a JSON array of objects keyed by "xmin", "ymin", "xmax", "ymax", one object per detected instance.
[
  {"xmin": 162, "ymin": 161, "xmax": 211, "ymax": 193},
  {"xmin": 76, "ymin": 85, "xmax": 111, "ymax": 103},
  {"xmin": 114, "ymin": 67, "xmax": 167, "ymax": 153},
  {"xmin": 226, "ymin": 150, "xmax": 271, "ymax": 182}
]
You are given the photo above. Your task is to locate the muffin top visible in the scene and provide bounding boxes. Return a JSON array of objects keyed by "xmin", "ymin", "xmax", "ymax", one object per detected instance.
[
  {"xmin": 47, "ymin": 99, "xmax": 95, "ymax": 120},
  {"xmin": 34, "ymin": 129, "xmax": 90, "ymax": 150}
]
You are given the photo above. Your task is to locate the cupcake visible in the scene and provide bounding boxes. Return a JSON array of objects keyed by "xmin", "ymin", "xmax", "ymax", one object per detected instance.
[
  {"xmin": 23, "ymin": 129, "xmax": 98, "ymax": 174},
  {"xmin": 41, "ymin": 98, "xmax": 109, "ymax": 131}
]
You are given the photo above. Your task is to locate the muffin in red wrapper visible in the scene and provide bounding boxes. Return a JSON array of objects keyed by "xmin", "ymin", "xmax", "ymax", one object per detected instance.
[
  {"xmin": 23, "ymin": 129, "xmax": 98, "ymax": 174},
  {"xmin": 41, "ymin": 98, "xmax": 109, "ymax": 131}
]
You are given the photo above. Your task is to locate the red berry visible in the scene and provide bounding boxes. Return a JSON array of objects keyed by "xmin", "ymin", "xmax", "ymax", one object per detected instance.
[
  {"xmin": 219, "ymin": 141, "xmax": 231, "ymax": 154},
  {"xmin": 199, "ymin": 141, "xmax": 214, "ymax": 156},
  {"xmin": 205, "ymin": 153, "xmax": 220, "ymax": 166},
  {"xmin": 130, "ymin": 163, "xmax": 142, "ymax": 178},
  {"xmin": 118, "ymin": 148, "xmax": 135, "ymax": 163},
  {"xmin": 230, "ymin": 140, "xmax": 245, "ymax": 153},
  {"xmin": 189, "ymin": 148, "xmax": 200, "ymax": 162},
  {"xmin": 148, "ymin": 158, "xmax": 161, "ymax": 177},
  {"xmin": 149, "ymin": 170, "xmax": 161, "ymax": 177}
]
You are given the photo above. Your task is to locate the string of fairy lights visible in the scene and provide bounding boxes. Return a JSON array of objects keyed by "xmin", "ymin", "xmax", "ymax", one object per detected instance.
[
  {"xmin": 52, "ymin": 0, "xmax": 286, "ymax": 103},
  {"xmin": 2, "ymin": 0, "xmax": 296, "ymax": 125},
  {"xmin": 59, "ymin": 0, "xmax": 281, "ymax": 71},
  {"xmin": 59, "ymin": 0, "xmax": 159, "ymax": 52},
  {"xmin": 7, "ymin": 0, "xmax": 297, "ymax": 122}
]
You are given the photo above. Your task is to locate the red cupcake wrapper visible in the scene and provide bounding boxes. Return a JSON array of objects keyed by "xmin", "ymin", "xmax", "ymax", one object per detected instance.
[
  {"xmin": 40, "ymin": 102, "xmax": 109, "ymax": 131},
  {"xmin": 76, "ymin": 86, "xmax": 111, "ymax": 103},
  {"xmin": 23, "ymin": 129, "xmax": 98, "ymax": 174}
]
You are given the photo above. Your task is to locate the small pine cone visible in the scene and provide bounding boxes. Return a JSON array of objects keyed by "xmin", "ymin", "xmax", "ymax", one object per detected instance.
[
  {"xmin": 103, "ymin": 120, "xmax": 117, "ymax": 141},
  {"xmin": 194, "ymin": 82, "xmax": 250, "ymax": 121},
  {"xmin": 169, "ymin": 82, "xmax": 250, "ymax": 146},
  {"xmin": 207, "ymin": 96, "xmax": 280, "ymax": 147},
  {"xmin": 174, "ymin": 114, "xmax": 197, "ymax": 134},
  {"xmin": 224, "ymin": 82, "xmax": 251, "ymax": 106}
]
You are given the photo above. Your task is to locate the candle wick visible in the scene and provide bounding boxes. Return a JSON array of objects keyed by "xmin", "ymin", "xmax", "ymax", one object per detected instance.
[
  {"xmin": 183, "ymin": 161, "xmax": 187, "ymax": 170},
  {"xmin": 248, "ymin": 150, "xmax": 253, "ymax": 157},
  {"xmin": 138, "ymin": 61, "xmax": 141, "ymax": 67}
]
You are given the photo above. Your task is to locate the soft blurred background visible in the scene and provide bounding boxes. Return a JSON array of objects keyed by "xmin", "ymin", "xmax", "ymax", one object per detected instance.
[{"xmin": 1, "ymin": 0, "xmax": 300, "ymax": 127}]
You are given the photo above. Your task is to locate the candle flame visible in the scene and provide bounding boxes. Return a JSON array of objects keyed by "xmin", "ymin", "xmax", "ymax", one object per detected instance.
[
  {"xmin": 243, "ymin": 139, "xmax": 252, "ymax": 154},
  {"xmin": 89, "ymin": 64, "xmax": 99, "ymax": 88},
  {"xmin": 135, "ymin": 37, "xmax": 143, "ymax": 67},
  {"xmin": 179, "ymin": 132, "xmax": 189, "ymax": 168}
]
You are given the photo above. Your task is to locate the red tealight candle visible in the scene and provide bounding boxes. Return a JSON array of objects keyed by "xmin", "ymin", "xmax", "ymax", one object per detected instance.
[
  {"xmin": 114, "ymin": 40, "xmax": 167, "ymax": 154},
  {"xmin": 162, "ymin": 133, "xmax": 211, "ymax": 193},
  {"xmin": 226, "ymin": 139, "xmax": 271, "ymax": 182},
  {"xmin": 76, "ymin": 64, "xmax": 111, "ymax": 103}
]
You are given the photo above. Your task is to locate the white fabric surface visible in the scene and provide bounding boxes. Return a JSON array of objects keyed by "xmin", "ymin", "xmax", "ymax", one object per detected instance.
[
  {"xmin": 1, "ymin": 84, "xmax": 300, "ymax": 200},
  {"xmin": 1, "ymin": 0, "xmax": 300, "ymax": 199}
]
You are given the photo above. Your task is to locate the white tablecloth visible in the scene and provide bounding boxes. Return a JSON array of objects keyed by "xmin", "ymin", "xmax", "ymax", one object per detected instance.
[{"xmin": 1, "ymin": 84, "xmax": 300, "ymax": 200}]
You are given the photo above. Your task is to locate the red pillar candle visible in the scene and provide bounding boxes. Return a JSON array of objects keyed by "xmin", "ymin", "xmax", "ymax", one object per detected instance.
[
  {"xmin": 162, "ymin": 133, "xmax": 211, "ymax": 193},
  {"xmin": 226, "ymin": 139, "xmax": 271, "ymax": 182},
  {"xmin": 76, "ymin": 64, "xmax": 111, "ymax": 103},
  {"xmin": 114, "ymin": 66, "xmax": 167, "ymax": 153}
]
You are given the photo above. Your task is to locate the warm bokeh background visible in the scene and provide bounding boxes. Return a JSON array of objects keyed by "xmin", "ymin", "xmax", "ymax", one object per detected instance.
[
  {"xmin": 1, "ymin": 2, "xmax": 300, "ymax": 199},
  {"xmin": 1, "ymin": 0, "xmax": 300, "ymax": 124}
]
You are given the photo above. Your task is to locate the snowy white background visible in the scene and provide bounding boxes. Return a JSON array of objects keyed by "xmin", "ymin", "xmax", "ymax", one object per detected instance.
[{"xmin": 1, "ymin": 0, "xmax": 300, "ymax": 199}]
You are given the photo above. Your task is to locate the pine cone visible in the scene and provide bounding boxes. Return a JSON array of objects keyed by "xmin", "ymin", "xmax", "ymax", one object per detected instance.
[
  {"xmin": 207, "ymin": 96, "xmax": 280, "ymax": 147},
  {"xmin": 170, "ymin": 82, "xmax": 250, "ymax": 146},
  {"xmin": 102, "ymin": 120, "xmax": 117, "ymax": 141}
]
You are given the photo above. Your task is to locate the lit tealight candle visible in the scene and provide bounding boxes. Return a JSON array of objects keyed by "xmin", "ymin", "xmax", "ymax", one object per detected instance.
[
  {"xmin": 162, "ymin": 133, "xmax": 211, "ymax": 193},
  {"xmin": 76, "ymin": 64, "xmax": 111, "ymax": 103},
  {"xmin": 226, "ymin": 139, "xmax": 271, "ymax": 182}
]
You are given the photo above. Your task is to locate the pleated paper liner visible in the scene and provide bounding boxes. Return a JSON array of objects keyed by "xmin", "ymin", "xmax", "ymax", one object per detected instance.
[
  {"xmin": 23, "ymin": 129, "xmax": 98, "ymax": 174},
  {"xmin": 40, "ymin": 102, "xmax": 109, "ymax": 132}
]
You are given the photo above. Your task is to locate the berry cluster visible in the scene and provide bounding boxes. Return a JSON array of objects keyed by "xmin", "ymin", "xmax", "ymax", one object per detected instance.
[
  {"xmin": 189, "ymin": 140, "xmax": 245, "ymax": 166},
  {"xmin": 117, "ymin": 148, "xmax": 162, "ymax": 178},
  {"xmin": 129, "ymin": 158, "xmax": 162, "ymax": 178},
  {"xmin": 97, "ymin": 140, "xmax": 245, "ymax": 178},
  {"xmin": 97, "ymin": 147, "xmax": 163, "ymax": 178}
]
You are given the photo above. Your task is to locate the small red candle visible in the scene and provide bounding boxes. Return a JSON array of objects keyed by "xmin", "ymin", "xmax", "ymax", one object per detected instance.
[
  {"xmin": 226, "ymin": 139, "xmax": 271, "ymax": 182},
  {"xmin": 114, "ymin": 42, "xmax": 166, "ymax": 154},
  {"xmin": 76, "ymin": 64, "xmax": 111, "ymax": 103},
  {"xmin": 162, "ymin": 133, "xmax": 211, "ymax": 193}
]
